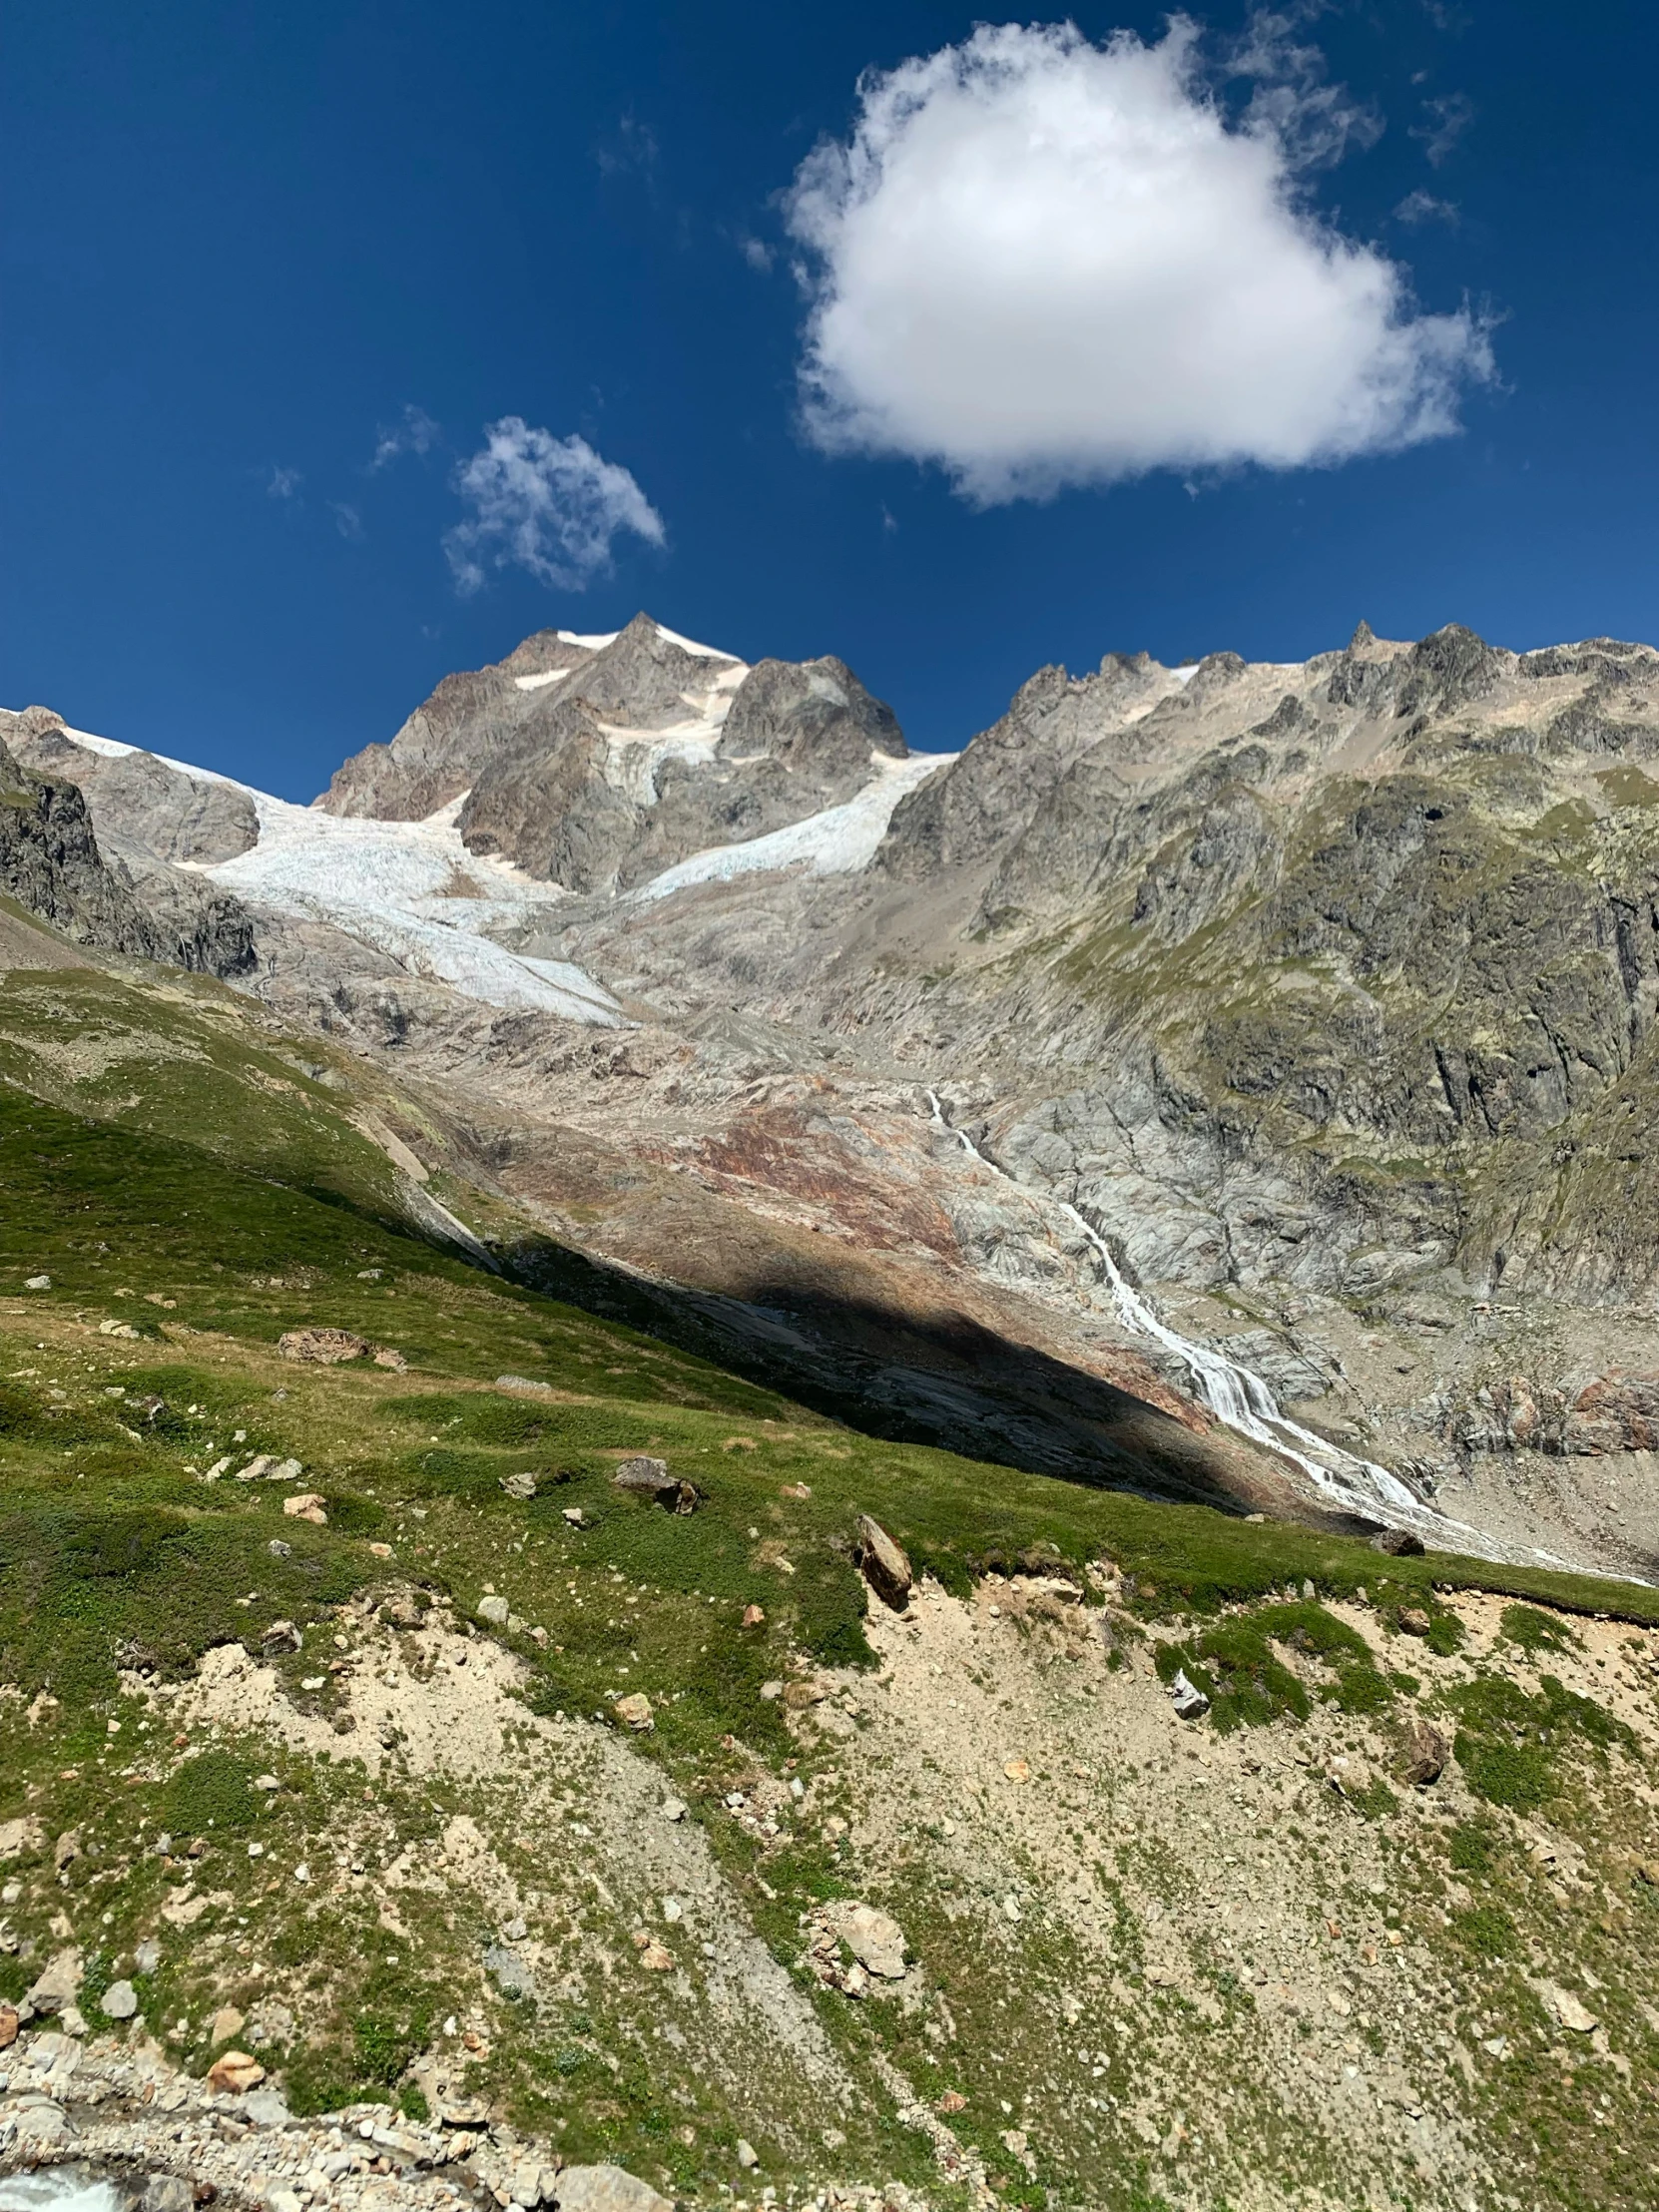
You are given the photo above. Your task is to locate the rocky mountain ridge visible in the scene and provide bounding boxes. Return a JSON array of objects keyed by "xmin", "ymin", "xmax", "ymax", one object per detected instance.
[{"xmin": 12, "ymin": 615, "xmax": 1659, "ymax": 1578}]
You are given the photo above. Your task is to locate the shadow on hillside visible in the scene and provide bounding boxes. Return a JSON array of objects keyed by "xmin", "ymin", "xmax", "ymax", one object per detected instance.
[{"xmin": 498, "ymin": 1231, "xmax": 1375, "ymax": 1538}]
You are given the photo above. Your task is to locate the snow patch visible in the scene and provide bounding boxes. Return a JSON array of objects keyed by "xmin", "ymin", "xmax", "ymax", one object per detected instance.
[
  {"xmin": 632, "ymin": 750, "xmax": 952, "ymax": 902},
  {"xmin": 513, "ymin": 669, "xmax": 571, "ymax": 692}
]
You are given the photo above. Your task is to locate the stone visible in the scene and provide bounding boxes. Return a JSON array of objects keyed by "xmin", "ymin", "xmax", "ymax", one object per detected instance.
[
  {"xmin": 282, "ymin": 1492, "xmax": 327, "ymax": 1524},
  {"xmin": 102, "ymin": 1977, "xmax": 139, "ymax": 2019},
  {"xmin": 24, "ymin": 1273, "xmax": 50, "ymax": 1290},
  {"xmin": 0, "ymin": 1815, "xmax": 43, "ymax": 1859},
  {"xmin": 661, "ymin": 1798, "xmax": 687, "ymax": 1823},
  {"xmin": 1169, "ymin": 1668, "xmax": 1210, "ymax": 1720},
  {"xmin": 54, "ymin": 1828, "xmax": 81, "ymax": 1871},
  {"xmin": 614, "ymin": 1692, "xmax": 655, "ymax": 1731},
  {"xmin": 0, "ymin": 2001, "xmax": 18, "ymax": 2049},
  {"xmin": 736, "ymin": 2139, "xmax": 760, "ymax": 2170},
  {"xmin": 22, "ymin": 1945, "xmax": 83, "ymax": 2016},
  {"xmin": 854, "ymin": 1514, "xmax": 913, "ymax": 1609},
  {"xmin": 612, "ymin": 1456, "xmax": 699, "ymax": 1513},
  {"xmin": 11, "ymin": 2101, "xmax": 69, "ymax": 2143},
  {"xmin": 484, "ymin": 1943, "xmax": 537, "ymax": 2000},
  {"xmin": 140, "ymin": 2177, "xmax": 194, "ymax": 2212},
  {"xmin": 210, "ymin": 2003, "xmax": 247, "ymax": 2045},
  {"xmin": 637, "ymin": 1937, "xmax": 674, "ymax": 1971},
  {"xmin": 1398, "ymin": 1608, "xmax": 1432, "ymax": 1637},
  {"xmin": 1397, "ymin": 1719, "xmax": 1448, "ymax": 1787},
  {"xmin": 277, "ymin": 1327, "xmax": 370, "ymax": 1364},
  {"xmin": 497, "ymin": 1374, "xmax": 556, "ymax": 1396},
  {"xmin": 826, "ymin": 1902, "xmax": 906, "ymax": 1978},
  {"xmin": 1546, "ymin": 1984, "xmax": 1598, "ymax": 2034},
  {"xmin": 1002, "ymin": 1758, "xmax": 1031, "ymax": 1783},
  {"xmin": 742, "ymin": 1604, "xmax": 766, "ymax": 1626},
  {"xmin": 1370, "ymin": 1527, "xmax": 1426, "ymax": 1556},
  {"xmin": 267, "ymin": 1539, "xmax": 291, "ymax": 1558},
  {"xmin": 268, "ymin": 2193, "xmax": 303, "ymax": 2212},
  {"xmin": 500, "ymin": 1471, "xmax": 538, "ymax": 1500},
  {"xmin": 206, "ymin": 2047, "xmax": 266, "ymax": 2092},
  {"xmin": 245, "ymin": 2086, "xmax": 293, "ymax": 2127},
  {"xmin": 261, "ymin": 1619, "xmax": 301, "ymax": 1655},
  {"xmin": 759, "ymin": 1679, "xmax": 784, "ymax": 1701},
  {"xmin": 135, "ymin": 1937, "xmax": 161, "ymax": 1973},
  {"xmin": 553, "ymin": 2166, "xmax": 676, "ymax": 2212},
  {"xmin": 478, "ymin": 1594, "xmax": 511, "ymax": 1626},
  {"xmin": 562, "ymin": 1506, "xmax": 586, "ymax": 1526}
]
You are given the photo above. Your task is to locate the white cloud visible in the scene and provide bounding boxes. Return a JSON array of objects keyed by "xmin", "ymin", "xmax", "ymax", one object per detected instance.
[
  {"xmin": 266, "ymin": 465, "xmax": 302, "ymax": 500},
  {"xmin": 330, "ymin": 500, "xmax": 365, "ymax": 540},
  {"xmin": 371, "ymin": 404, "xmax": 439, "ymax": 470},
  {"xmin": 443, "ymin": 417, "xmax": 666, "ymax": 595},
  {"xmin": 1394, "ymin": 188, "xmax": 1458, "ymax": 227},
  {"xmin": 1411, "ymin": 91, "xmax": 1474, "ymax": 167},
  {"xmin": 785, "ymin": 21, "xmax": 1494, "ymax": 503}
]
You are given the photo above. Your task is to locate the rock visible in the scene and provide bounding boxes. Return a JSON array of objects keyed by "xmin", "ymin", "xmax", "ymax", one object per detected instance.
[
  {"xmin": 261, "ymin": 1619, "xmax": 301, "ymax": 1655},
  {"xmin": 268, "ymin": 2192, "xmax": 303, "ymax": 2212},
  {"xmin": 10, "ymin": 2100, "xmax": 70, "ymax": 2143},
  {"xmin": 267, "ymin": 1539, "xmax": 291, "ymax": 1558},
  {"xmin": 1398, "ymin": 1719, "xmax": 1448, "ymax": 1787},
  {"xmin": 102, "ymin": 1977, "xmax": 139, "ymax": 2019},
  {"xmin": 206, "ymin": 2047, "xmax": 266, "ymax": 2093},
  {"xmin": 1169, "ymin": 1668, "xmax": 1211, "ymax": 1720},
  {"xmin": 562, "ymin": 1506, "xmax": 586, "ymax": 1526},
  {"xmin": 282, "ymin": 1493, "xmax": 327, "ymax": 1524},
  {"xmin": 371, "ymin": 1347, "xmax": 406, "ymax": 1370},
  {"xmin": 135, "ymin": 1936, "xmax": 161, "ymax": 1973},
  {"xmin": 742, "ymin": 1604, "xmax": 766, "ymax": 1626},
  {"xmin": 735, "ymin": 2140, "xmax": 760, "ymax": 2170},
  {"xmin": 854, "ymin": 1514, "xmax": 913, "ymax": 1609},
  {"xmin": 637, "ymin": 1937, "xmax": 674, "ymax": 1971},
  {"xmin": 1003, "ymin": 1758, "xmax": 1031, "ymax": 1783},
  {"xmin": 1398, "ymin": 1608, "xmax": 1432, "ymax": 1637},
  {"xmin": 244, "ymin": 2086, "xmax": 293, "ymax": 2127},
  {"xmin": 497, "ymin": 1374, "xmax": 556, "ymax": 1396},
  {"xmin": 478, "ymin": 1594, "xmax": 511, "ymax": 1626},
  {"xmin": 484, "ymin": 1942, "xmax": 538, "ymax": 1999},
  {"xmin": 210, "ymin": 2004, "xmax": 247, "ymax": 2045},
  {"xmin": 0, "ymin": 1815, "xmax": 43, "ymax": 1859},
  {"xmin": 141, "ymin": 2177, "xmax": 194, "ymax": 2212},
  {"xmin": 22, "ymin": 1945, "xmax": 83, "ymax": 2016},
  {"xmin": 54, "ymin": 1828, "xmax": 81, "ymax": 1871},
  {"xmin": 614, "ymin": 1692, "xmax": 655, "ymax": 1731},
  {"xmin": 613, "ymin": 1456, "xmax": 699, "ymax": 1512},
  {"xmin": 826, "ymin": 1902, "xmax": 906, "ymax": 1978},
  {"xmin": 1370, "ymin": 1528, "xmax": 1426, "ymax": 1556},
  {"xmin": 24, "ymin": 1273, "xmax": 50, "ymax": 1290},
  {"xmin": 500, "ymin": 1470, "xmax": 539, "ymax": 1499},
  {"xmin": 1546, "ymin": 1984, "xmax": 1598, "ymax": 2034},
  {"xmin": 554, "ymin": 2166, "xmax": 676, "ymax": 2212},
  {"xmin": 0, "ymin": 2002, "xmax": 18, "ymax": 2049},
  {"xmin": 661, "ymin": 1798, "xmax": 687, "ymax": 1823},
  {"xmin": 760, "ymin": 1679, "xmax": 784, "ymax": 1701},
  {"xmin": 277, "ymin": 1327, "xmax": 370, "ymax": 1364}
]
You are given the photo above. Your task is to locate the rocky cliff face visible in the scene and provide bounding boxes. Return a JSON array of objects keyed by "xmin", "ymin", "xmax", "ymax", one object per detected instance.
[{"xmin": 0, "ymin": 710, "xmax": 255, "ymax": 976}]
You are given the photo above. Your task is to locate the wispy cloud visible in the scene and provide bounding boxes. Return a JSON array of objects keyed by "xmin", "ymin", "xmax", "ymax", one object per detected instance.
[
  {"xmin": 739, "ymin": 234, "xmax": 775, "ymax": 274},
  {"xmin": 443, "ymin": 417, "xmax": 666, "ymax": 595},
  {"xmin": 266, "ymin": 465, "xmax": 302, "ymax": 500},
  {"xmin": 330, "ymin": 501, "xmax": 365, "ymax": 540},
  {"xmin": 1226, "ymin": 6, "xmax": 1383, "ymax": 172},
  {"xmin": 1394, "ymin": 188, "xmax": 1459, "ymax": 227},
  {"xmin": 371, "ymin": 404, "xmax": 440, "ymax": 471},
  {"xmin": 596, "ymin": 113, "xmax": 658, "ymax": 180},
  {"xmin": 1411, "ymin": 92, "xmax": 1474, "ymax": 167}
]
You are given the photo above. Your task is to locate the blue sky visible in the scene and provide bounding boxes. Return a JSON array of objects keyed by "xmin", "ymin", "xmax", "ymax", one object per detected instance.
[{"xmin": 2, "ymin": 2, "xmax": 1656, "ymax": 799}]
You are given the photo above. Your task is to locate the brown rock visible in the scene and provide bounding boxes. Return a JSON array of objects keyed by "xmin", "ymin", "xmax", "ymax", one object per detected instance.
[
  {"xmin": 1369, "ymin": 1528, "xmax": 1425, "ymax": 1557},
  {"xmin": 1398, "ymin": 1608, "xmax": 1431, "ymax": 1637},
  {"xmin": 742, "ymin": 1604, "xmax": 766, "ymax": 1627},
  {"xmin": 1398, "ymin": 1719, "xmax": 1449, "ymax": 1788},
  {"xmin": 0, "ymin": 2003, "xmax": 18, "ymax": 2050},
  {"xmin": 53, "ymin": 1829, "xmax": 81, "ymax": 1873},
  {"xmin": 282, "ymin": 1493, "xmax": 327, "ymax": 1525},
  {"xmin": 206, "ymin": 2049, "xmax": 266, "ymax": 2094},
  {"xmin": 614, "ymin": 1692, "xmax": 655, "ymax": 1731},
  {"xmin": 637, "ymin": 1938, "xmax": 674, "ymax": 1971},
  {"xmin": 854, "ymin": 1514, "xmax": 912, "ymax": 1609},
  {"xmin": 277, "ymin": 1328, "xmax": 370, "ymax": 1365},
  {"xmin": 936, "ymin": 2090, "xmax": 967, "ymax": 2115}
]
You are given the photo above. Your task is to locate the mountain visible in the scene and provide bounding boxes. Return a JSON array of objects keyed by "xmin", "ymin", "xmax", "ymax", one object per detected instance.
[
  {"xmin": 12, "ymin": 616, "xmax": 1659, "ymax": 1587},
  {"xmin": 5, "ymin": 632, "xmax": 1659, "ymax": 2212}
]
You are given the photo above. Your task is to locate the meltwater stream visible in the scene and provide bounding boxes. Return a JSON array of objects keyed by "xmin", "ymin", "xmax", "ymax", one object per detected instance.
[{"xmin": 924, "ymin": 1091, "xmax": 1502, "ymax": 1556}]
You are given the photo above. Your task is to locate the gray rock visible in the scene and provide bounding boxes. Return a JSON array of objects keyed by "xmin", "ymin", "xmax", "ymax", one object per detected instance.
[
  {"xmin": 134, "ymin": 1937, "xmax": 161, "ymax": 1973},
  {"xmin": 1168, "ymin": 1669, "xmax": 1210, "ymax": 1721},
  {"xmin": 554, "ymin": 2166, "xmax": 676, "ymax": 2212},
  {"xmin": 478, "ymin": 1595, "xmax": 510, "ymax": 1627},
  {"xmin": 483, "ymin": 1942, "xmax": 537, "ymax": 2000},
  {"xmin": 21, "ymin": 1945, "xmax": 83, "ymax": 2018},
  {"xmin": 825, "ymin": 1901, "xmax": 906, "ymax": 1978},
  {"xmin": 500, "ymin": 1470, "xmax": 539, "ymax": 1500},
  {"xmin": 612, "ymin": 1456, "xmax": 699, "ymax": 1513},
  {"xmin": 101, "ymin": 1977, "xmax": 138, "ymax": 2019},
  {"xmin": 141, "ymin": 2177, "xmax": 194, "ymax": 2212},
  {"xmin": 244, "ymin": 2085, "xmax": 294, "ymax": 2127}
]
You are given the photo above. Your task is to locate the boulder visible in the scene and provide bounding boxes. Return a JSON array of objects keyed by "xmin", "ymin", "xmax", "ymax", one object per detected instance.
[
  {"xmin": 277, "ymin": 1327, "xmax": 370, "ymax": 1365},
  {"xmin": 21, "ymin": 1946, "xmax": 83, "ymax": 2019},
  {"xmin": 1397, "ymin": 1719, "xmax": 1448, "ymax": 1788},
  {"xmin": 614, "ymin": 1693, "xmax": 655, "ymax": 1731},
  {"xmin": 101, "ymin": 1977, "xmax": 139, "ymax": 2019},
  {"xmin": 0, "ymin": 2002, "xmax": 18, "ymax": 2050},
  {"xmin": 141, "ymin": 2176, "xmax": 194, "ymax": 2212},
  {"xmin": 282, "ymin": 1493, "xmax": 327, "ymax": 1524},
  {"xmin": 613, "ymin": 1456, "xmax": 699, "ymax": 1513},
  {"xmin": 854, "ymin": 1515, "xmax": 913, "ymax": 1609},
  {"xmin": 206, "ymin": 2047, "xmax": 266, "ymax": 2093},
  {"xmin": 478, "ymin": 1595, "xmax": 510, "ymax": 1626},
  {"xmin": 0, "ymin": 1815, "xmax": 43, "ymax": 1860},
  {"xmin": 554, "ymin": 2166, "xmax": 676, "ymax": 2212},
  {"xmin": 1370, "ymin": 1528, "xmax": 1426, "ymax": 1557},
  {"xmin": 1168, "ymin": 1669, "xmax": 1210, "ymax": 1721},
  {"xmin": 500, "ymin": 1470, "xmax": 538, "ymax": 1500},
  {"xmin": 826, "ymin": 1902, "xmax": 906, "ymax": 1978}
]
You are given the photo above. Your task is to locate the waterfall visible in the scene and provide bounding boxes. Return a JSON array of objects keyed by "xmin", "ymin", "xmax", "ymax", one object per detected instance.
[{"xmin": 923, "ymin": 1089, "xmax": 1497, "ymax": 1550}]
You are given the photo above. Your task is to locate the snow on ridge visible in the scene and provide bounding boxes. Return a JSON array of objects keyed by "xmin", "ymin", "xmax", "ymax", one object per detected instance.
[
  {"xmin": 553, "ymin": 622, "xmax": 744, "ymax": 663},
  {"xmin": 631, "ymin": 750, "xmax": 953, "ymax": 904},
  {"xmin": 557, "ymin": 629, "xmax": 619, "ymax": 651},
  {"xmin": 513, "ymin": 669, "xmax": 571, "ymax": 692}
]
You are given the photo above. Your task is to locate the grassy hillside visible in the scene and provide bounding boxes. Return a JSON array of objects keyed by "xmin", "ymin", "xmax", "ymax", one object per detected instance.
[{"xmin": 3, "ymin": 936, "xmax": 1659, "ymax": 2208}]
